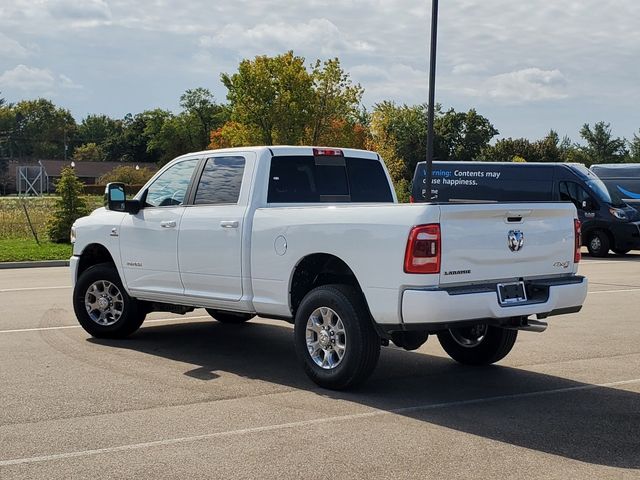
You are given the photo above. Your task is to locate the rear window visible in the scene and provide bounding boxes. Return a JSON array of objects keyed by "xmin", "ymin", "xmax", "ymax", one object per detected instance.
[
  {"xmin": 412, "ymin": 162, "xmax": 554, "ymax": 202},
  {"xmin": 267, "ymin": 156, "xmax": 393, "ymax": 203}
]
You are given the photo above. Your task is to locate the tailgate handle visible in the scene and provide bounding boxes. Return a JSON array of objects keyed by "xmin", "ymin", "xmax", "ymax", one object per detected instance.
[{"xmin": 506, "ymin": 210, "xmax": 531, "ymax": 223}]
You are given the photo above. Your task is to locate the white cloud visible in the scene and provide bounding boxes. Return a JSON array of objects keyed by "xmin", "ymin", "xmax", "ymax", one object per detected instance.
[
  {"xmin": 451, "ymin": 63, "xmax": 487, "ymax": 75},
  {"xmin": 46, "ymin": 0, "xmax": 112, "ymax": 21},
  {"xmin": 200, "ymin": 19, "xmax": 374, "ymax": 57},
  {"xmin": 0, "ymin": 65, "xmax": 56, "ymax": 91},
  {"xmin": 0, "ymin": 33, "xmax": 30, "ymax": 58},
  {"xmin": 0, "ymin": 65, "xmax": 82, "ymax": 93},
  {"xmin": 486, "ymin": 68, "xmax": 568, "ymax": 103},
  {"xmin": 0, "ymin": 0, "xmax": 639, "ymax": 139}
]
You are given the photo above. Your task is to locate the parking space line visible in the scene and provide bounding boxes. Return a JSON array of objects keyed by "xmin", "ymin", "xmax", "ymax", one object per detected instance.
[
  {"xmin": 0, "ymin": 286, "xmax": 70, "ymax": 293},
  {"xmin": 1, "ymin": 377, "xmax": 639, "ymax": 467},
  {"xmin": 588, "ymin": 288, "xmax": 640, "ymax": 294},
  {"xmin": 0, "ymin": 316, "xmax": 210, "ymax": 334}
]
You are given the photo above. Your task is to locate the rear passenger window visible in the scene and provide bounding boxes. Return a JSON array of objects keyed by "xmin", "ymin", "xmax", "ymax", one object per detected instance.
[
  {"xmin": 267, "ymin": 156, "xmax": 393, "ymax": 203},
  {"xmin": 194, "ymin": 156, "xmax": 245, "ymax": 205}
]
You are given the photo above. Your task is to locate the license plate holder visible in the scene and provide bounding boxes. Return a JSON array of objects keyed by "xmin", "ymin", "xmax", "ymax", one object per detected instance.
[{"xmin": 497, "ymin": 281, "xmax": 527, "ymax": 305}]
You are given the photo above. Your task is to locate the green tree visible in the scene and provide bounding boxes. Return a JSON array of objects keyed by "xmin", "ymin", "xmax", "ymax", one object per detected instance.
[
  {"xmin": 369, "ymin": 102, "xmax": 497, "ymax": 189},
  {"xmin": 308, "ymin": 58, "xmax": 364, "ymax": 144},
  {"xmin": 72, "ymin": 142, "xmax": 105, "ymax": 162},
  {"xmin": 179, "ymin": 88, "xmax": 228, "ymax": 149},
  {"xmin": 0, "ymin": 158, "xmax": 8, "ymax": 194},
  {"xmin": 481, "ymin": 137, "xmax": 538, "ymax": 162},
  {"xmin": 369, "ymin": 101, "xmax": 425, "ymax": 183},
  {"xmin": 579, "ymin": 122, "xmax": 628, "ymax": 165},
  {"xmin": 144, "ymin": 109, "xmax": 204, "ymax": 165},
  {"xmin": 11, "ymin": 99, "xmax": 76, "ymax": 158},
  {"xmin": 46, "ymin": 167, "xmax": 90, "ymax": 243},
  {"xmin": 435, "ymin": 108, "xmax": 498, "ymax": 162},
  {"xmin": 629, "ymin": 130, "xmax": 640, "ymax": 162},
  {"xmin": 222, "ymin": 51, "xmax": 315, "ymax": 145},
  {"xmin": 533, "ymin": 130, "xmax": 564, "ymax": 162},
  {"xmin": 77, "ymin": 114, "xmax": 120, "ymax": 145}
]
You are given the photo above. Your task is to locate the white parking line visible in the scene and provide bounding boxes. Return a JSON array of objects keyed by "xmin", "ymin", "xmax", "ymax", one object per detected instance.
[
  {"xmin": 1, "ymin": 377, "xmax": 639, "ymax": 467},
  {"xmin": 589, "ymin": 288, "xmax": 640, "ymax": 294},
  {"xmin": 0, "ymin": 286, "xmax": 70, "ymax": 293},
  {"xmin": 0, "ymin": 316, "xmax": 210, "ymax": 334}
]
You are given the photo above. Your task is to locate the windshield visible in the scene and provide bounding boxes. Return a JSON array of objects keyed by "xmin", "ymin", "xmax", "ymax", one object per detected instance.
[{"xmin": 586, "ymin": 179, "xmax": 624, "ymax": 207}]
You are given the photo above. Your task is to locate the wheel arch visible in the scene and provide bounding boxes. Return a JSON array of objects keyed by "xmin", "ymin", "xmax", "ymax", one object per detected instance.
[
  {"xmin": 289, "ymin": 253, "xmax": 372, "ymax": 320},
  {"xmin": 76, "ymin": 243, "xmax": 119, "ymax": 281},
  {"xmin": 584, "ymin": 227, "xmax": 614, "ymax": 248}
]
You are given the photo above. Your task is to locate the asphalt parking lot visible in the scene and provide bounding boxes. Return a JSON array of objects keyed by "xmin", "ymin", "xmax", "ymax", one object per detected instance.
[{"xmin": 1, "ymin": 254, "xmax": 639, "ymax": 479}]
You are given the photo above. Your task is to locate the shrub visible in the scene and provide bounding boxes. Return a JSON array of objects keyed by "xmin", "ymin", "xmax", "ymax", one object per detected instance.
[
  {"xmin": 46, "ymin": 167, "xmax": 90, "ymax": 243},
  {"xmin": 98, "ymin": 165, "xmax": 154, "ymax": 185}
]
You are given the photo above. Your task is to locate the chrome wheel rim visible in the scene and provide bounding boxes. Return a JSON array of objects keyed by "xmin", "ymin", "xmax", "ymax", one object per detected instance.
[
  {"xmin": 590, "ymin": 236, "xmax": 602, "ymax": 252},
  {"xmin": 306, "ymin": 307, "xmax": 347, "ymax": 369},
  {"xmin": 84, "ymin": 280, "xmax": 124, "ymax": 326},
  {"xmin": 449, "ymin": 324, "xmax": 488, "ymax": 348}
]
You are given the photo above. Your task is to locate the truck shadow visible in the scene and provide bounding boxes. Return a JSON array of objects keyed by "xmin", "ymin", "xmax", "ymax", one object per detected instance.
[
  {"xmin": 89, "ymin": 319, "xmax": 640, "ymax": 469},
  {"xmin": 583, "ymin": 252, "xmax": 640, "ymax": 261}
]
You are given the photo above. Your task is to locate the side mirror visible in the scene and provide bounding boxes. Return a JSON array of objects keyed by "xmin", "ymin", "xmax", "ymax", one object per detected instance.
[
  {"xmin": 105, "ymin": 183, "xmax": 141, "ymax": 214},
  {"xmin": 581, "ymin": 199, "xmax": 596, "ymax": 211}
]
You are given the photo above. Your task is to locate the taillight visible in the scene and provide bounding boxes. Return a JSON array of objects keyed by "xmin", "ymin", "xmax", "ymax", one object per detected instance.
[
  {"xmin": 313, "ymin": 148, "xmax": 343, "ymax": 157},
  {"xmin": 404, "ymin": 224, "xmax": 440, "ymax": 274},
  {"xmin": 574, "ymin": 219, "xmax": 581, "ymax": 263},
  {"xmin": 409, "ymin": 195, "xmax": 415, "ymax": 203}
]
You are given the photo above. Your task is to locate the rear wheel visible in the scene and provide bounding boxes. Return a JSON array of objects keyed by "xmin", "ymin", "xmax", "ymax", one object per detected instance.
[
  {"xmin": 205, "ymin": 309, "xmax": 254, "ymax": 324},
  {"xmin": 437, "ymin": 324, "xmax": 517, "ymax": 365},
  {"xmin": 587, "ymin": 230, "xmax": 610, "ymax": 257},
  {"xmin": 73, "ymin": 263, "xmax": 145, "ymax": 338},
  {"xmin": 294, "ymin": 284, "xmax": 380, "ymax": 390}
]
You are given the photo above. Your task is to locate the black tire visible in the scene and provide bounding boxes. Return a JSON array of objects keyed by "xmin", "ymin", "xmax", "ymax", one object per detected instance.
[
  {"xmin": 586, "ymin": 230, "xmax": 610, "ymax": 257},
  {"xmin": 205, "ymin": 309, "xmax": 254, "ymax": 324},
  {"xmin": 294, "ymin": 284, "xmax": 380, "ymax": 390},
  {"xmin": 613, "ymin": 248, "xmax": 631, "ymax": 255},
  {"xmin": 437, "ymin": 325, "xmax": 517, "ymax": 366},
  {"xmin": 73, "ymin": 263, "xmax": 145, "ymax": 338}
]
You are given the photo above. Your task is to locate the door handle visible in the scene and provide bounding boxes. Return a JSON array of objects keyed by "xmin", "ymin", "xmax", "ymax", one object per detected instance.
[
  {"xmin": 220, "ymin": 220, "xmax": 239, "ymax": 229},
  {"xmin": 160, "ymin": 220, "xmax": 176, "ymax": 228}
]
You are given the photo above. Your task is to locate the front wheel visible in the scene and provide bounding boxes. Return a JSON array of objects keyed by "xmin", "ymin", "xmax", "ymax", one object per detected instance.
[
  {"xmin": 437, "ymin": 324, "xmax": 517, "ymax": 365},
  {"xmin": 73, "ymin": 263, "xmax": 145, "ymax": 338},
  {"xmin": 587, "ymin": 230, "xmax": 610, "ymax": 257},
  {"xmin": 294, "ymin": 284, "xmax": 380, "ymax": 390}
]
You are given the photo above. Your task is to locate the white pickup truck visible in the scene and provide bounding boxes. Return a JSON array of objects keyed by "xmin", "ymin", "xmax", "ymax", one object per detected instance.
[{"xmin": 71, "ymin": 146, "xmax": 588, "ymax": 389}]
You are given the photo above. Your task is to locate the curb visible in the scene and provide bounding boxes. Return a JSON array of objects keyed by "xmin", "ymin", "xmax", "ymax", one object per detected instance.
[{"xmin": 0, "ymin": 260, "xmax": 69, "ymax": 269}]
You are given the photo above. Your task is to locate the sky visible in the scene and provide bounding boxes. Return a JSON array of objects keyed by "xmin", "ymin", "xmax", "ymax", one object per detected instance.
[{"xmin": 1, "ymin": 0, "xmax": 639, "ymax": 142}]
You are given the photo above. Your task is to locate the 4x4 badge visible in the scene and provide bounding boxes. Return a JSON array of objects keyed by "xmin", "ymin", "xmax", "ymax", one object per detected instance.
[{"xmin": 508, "ymin": 230, "xmax": 524, "ymax": 252}]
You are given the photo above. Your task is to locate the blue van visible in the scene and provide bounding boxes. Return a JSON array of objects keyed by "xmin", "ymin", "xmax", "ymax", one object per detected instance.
[
  {"xmin": 411, "ymin": 161, "xmax": 640, "ymax": 257},
  {"xmin": 590, "ymin": 163, "xmax": 640, "ymax": 207}
]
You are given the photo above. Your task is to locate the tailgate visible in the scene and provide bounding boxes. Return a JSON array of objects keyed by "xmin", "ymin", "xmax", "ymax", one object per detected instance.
[{"xmin": 438, "ymin": 203, "xmax": 577, "ymax": 284}]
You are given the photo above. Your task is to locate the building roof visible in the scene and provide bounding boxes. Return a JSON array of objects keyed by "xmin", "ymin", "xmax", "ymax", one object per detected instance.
[{"xmin": 38, "ymin": 160, "xmax": 157, "ymax": 179}]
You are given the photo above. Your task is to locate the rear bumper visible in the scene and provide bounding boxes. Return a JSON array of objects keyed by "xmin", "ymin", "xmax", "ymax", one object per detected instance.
[{"xmin": 401, "ymin": 275, "xmax": 587, "ymax": 326}]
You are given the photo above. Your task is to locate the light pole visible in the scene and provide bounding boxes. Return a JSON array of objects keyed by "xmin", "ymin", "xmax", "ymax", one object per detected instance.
[{"xmin": 425, "ymin": 0, "xmax": 439, "ymax": 201}]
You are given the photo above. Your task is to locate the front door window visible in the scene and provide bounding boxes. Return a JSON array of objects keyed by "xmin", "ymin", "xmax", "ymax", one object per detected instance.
[{"xmin": 145, "ymin": 159, "xmax": 199, "ymax": 207}]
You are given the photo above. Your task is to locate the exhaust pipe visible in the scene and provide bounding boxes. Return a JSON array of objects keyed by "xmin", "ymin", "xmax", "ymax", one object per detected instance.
[{"xmin": 503, "ymin": 318, "xmax": 548, "ymax": 333}]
